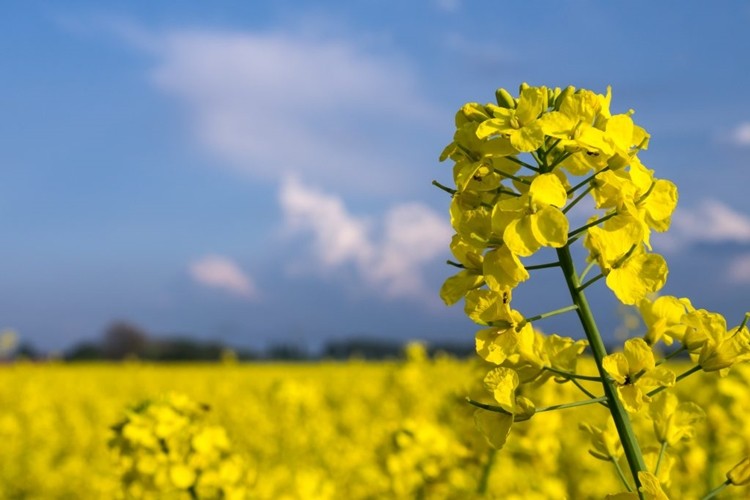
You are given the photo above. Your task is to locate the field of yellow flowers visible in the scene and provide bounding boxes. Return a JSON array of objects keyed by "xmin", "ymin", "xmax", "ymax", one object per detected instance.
[{"xmin": 0, "ymin": 345, "xmax": 748, "ymax": 499}]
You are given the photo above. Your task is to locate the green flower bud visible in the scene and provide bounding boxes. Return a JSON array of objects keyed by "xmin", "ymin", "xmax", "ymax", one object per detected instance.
[{"xmin": 495, "ymin": 88, "xmax": 516, "ymax": 109}]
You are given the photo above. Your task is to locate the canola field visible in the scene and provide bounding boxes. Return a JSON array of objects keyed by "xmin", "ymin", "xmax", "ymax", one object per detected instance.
[{"xmin": 1, "ymin": 349, "xmax": 749, "ymax": 499}]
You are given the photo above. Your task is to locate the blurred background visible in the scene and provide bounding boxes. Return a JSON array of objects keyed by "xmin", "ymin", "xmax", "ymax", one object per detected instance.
[{"xmin": 1, "ymin": 1, "xmax": 749, "ymax": 360}]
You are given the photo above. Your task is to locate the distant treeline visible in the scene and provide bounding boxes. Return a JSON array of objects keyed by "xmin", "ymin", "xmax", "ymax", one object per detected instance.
[{"xmin": 9, "ymin": 321, "xmax": 476, "ymax": 362}]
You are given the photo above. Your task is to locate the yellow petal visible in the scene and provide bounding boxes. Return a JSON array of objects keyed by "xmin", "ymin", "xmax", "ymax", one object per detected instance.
[
  {"xmin": 531, "ymin": 207, "xmax": 569, "ymax": 248},
  {"xmin": 606, "ymin": 252, "xmax": 667, "ymax": 305},
  {"xmin": 602, "ymin": 352, "xmax": 629, "ymax": 384},
  {"xmin": 439, "ymin": 270, "xmax": 484, "ymax": 305},
  {"xmin": 474, "ymin": 409, "xmax": 513, "ymax": 450},
  {"xmin": 483, "ymin": 367, "xmax": 519, "ymax": 412},
  {"xmin": 529, "ymin": 173, "xmax": 568, "ymax": 208},
  {"xmin": 623, "ymin": 338, "xmax": 655, "ymax": 374},
  {"xmin": 483, "ymin": 245, "xmax": 530, "ymax": 291},
  {"xmin": 503, "ymin": 216, "xmax": 541, "ymax": 257}
]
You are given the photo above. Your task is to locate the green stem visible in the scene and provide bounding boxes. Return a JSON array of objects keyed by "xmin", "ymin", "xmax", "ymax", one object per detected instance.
[
  {"xmin": 567, "ymin": 166, "xmax": 610, "ymax": 195},
  {"xmin": 577, "ymin": 273, "xmax": 605, "ymax": 293},
  {"xmin": 547, "ymin": 151, "xmax": 573, "ymax": 171},
  {"xmin": 494, "ymin": 169, "xmax": 531, "ymax": 185},
  {"xmin": 655, "ymin": 345, "xmax": 687, "ymax": 366},
  {"xmin": 536, "ymin": 396, "xmax": 608, "ymax": 412},
  {"xmin": 477, "ymin": 447, "xmax": 497, "ymax": 495},
  {"xmin": 568, "ymin": 211, "xmax": 618, "ymax": 239},
  {"xmin": 647, "ymin": 365, "xmax": 702, "ymax": 398},
  {"xmin": 432, "ymin": 180, "xmax": 456, "ymax": 195},
  {"xmin": 563, "ymin": 184, "xmax": 595, "ymax": 214},
  {"xmin": 524, "ymin": 261, "xmax": 561, "ymax": 271},
  {"xmin": 654, "ymin": 441, "xmax": 668, "ymax": 476},
  {"xmin": 446, "ymin": 260, "xmax": 465, "ymax": 269},
  {"xmin": 466, "ymin": 396, "xmax": 606, "ymax": 415},
  {"xmin": 556, "ymin": 246, "xmax": 647, "ymax": 497},
  {"xmin": 569, "ymin": 378, "xmax": 608, "ymax": 406},
  {"xmin": 520, "ymin": 304, "xmax": 579, "ymax": 326},
  {"xmin": 505, "ymin": 155, "xmax": 540, "ymax": 173},
  {"xmin": 611, "ymin": 457, "xmax": 634, "ymax": 492},
  {"xmin": 578, "ymin": 261, "xmax": 596, "ymax": 283},
  {"xmin": 701, "ymin": 479, "xmax": 731, "ymax": 500},
  {"xmin": 543, "ymin": 366, "xmax": 603, "ymax": 382}
]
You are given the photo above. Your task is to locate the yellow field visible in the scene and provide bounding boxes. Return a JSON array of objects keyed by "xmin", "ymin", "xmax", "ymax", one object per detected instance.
[{"xmin": 1, "ymin": 351, "xmax": 749, "ymax": 499}]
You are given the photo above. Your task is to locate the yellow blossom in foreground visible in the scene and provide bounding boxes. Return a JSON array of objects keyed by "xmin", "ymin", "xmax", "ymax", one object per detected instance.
[{"xmin": 603, "ymin": 338, "xmax": 675, "ymax": 412}]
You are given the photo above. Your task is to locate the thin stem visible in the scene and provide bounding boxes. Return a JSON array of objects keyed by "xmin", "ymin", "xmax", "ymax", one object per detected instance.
[
  {"xmin": 536, "ymin": 396, "xmax": 608, "ymax": 413},
  {"xmin": 530, "ymin": 150, "xmax": 545, "ymax": 170},
  {"xmin": 543, "ymin": 366, "xmax": 603, "ymax": 382},
  {"xmin": 567, "ymin": 166, "xmax": 610, "ymax": 195},
  {"xmin": 466, "ymin": 396, "xmax": 607, "ymax": 415},
  {"xmin": 577, "ymin": 273, "xmax": 605, "ymax": 293},
  {"xmin": 494, "ymin": 169, "xmax": 531, "ymax": 185},
  {"xmin": 557, "ymin": 246, "xmax": 647, "ymax": 496},
  {"xmin": 477, "ymin": 448, "xmax": 497, "ymax": 495},
  {"xmin": 466, "ymin": 398, "xmax": 512, "ymax": 415},
  {"xmin": 524, "ymin": 261, "xmax": 561, "ymax": 271},
  {"xmin": 548, "ymin": 151, "xmax": 573, "ymax": 171},
  {"xmin": 545, "ymin": 138, "xmax": 562, "ymax": 156},
  {"xmin": 568, "ymin": 211, "xmax": 617, "ymax": 239},
  {"xmin": 578, "ymin": 261, "xmax": 596, "ymax": 283},
  {"xmin": 563, "ymin": 184, "xmax": 594, "ymax": 214},
  {"xmin": 655, "ymin": 345, "xmax": 687, "ymax": 366},
  {"xmin": 654, "ymin": 441, "xmax": 668, "ymax": 476},
  {"xmin": 505, "ymin": 155, "xmax": 540, "ymax": 173},
  {"xmin": 611, "ymin": 457, "xmax": 634, "ymax": 492},
  {"xmin": 647, "ymin": 365, "xmax": 702, "ymax": 398},
  {"xmin": 432, "ymin": 180, "xmax": 456, "ymax": 195},
  {"xmin": 446, "ymin": 260, "xmax": 465, "ymax": 269},
  {"xmin": 701, "ymin": 479, "xmax": 731, "ymax": 500},
  {"xmin": 569, "ymin": 378, "xmax": 609, "ymax": 407},
  {"xmin": 521, "ymin": 304, "xmax": 579, "ymax": 326}
]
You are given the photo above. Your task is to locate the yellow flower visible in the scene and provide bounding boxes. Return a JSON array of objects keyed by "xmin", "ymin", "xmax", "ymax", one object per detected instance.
[
  {"xmin": 475, "ymin": 309, "xmax": 533, "ymax": 365},
  {"xmin": 639, "ymin": 296, "xmax": 694, "ymax": 346},
  {"xmin": 579, "ymin": 419, "xmax": 623, "ymax": 461},
  {"xmin": 585, "ymin": 214, "xmax": 667, "ymax": 305},
  {"xmin": 476, "ymin": 86, "xmax": 548, "ymax": 152},
  {"xmin": 439, "ymin": 235, "xmax": 485, "ymax": 306},
  {"xmin": 492, "ymin": 173, "xmax": 569, "ymax": 256},
  {"xmin": 648, "ymin": 392, "xmax": 705, "ymax": 446},
  {"xmin": 474, "ymin": 367, "xmax": 535, "ymax": 450},
  {"xmin": 603, "ymin": 338, "xmax": 675, "ymax": 412},
  {"xmin": 727, "ymin": 456, "xmax": 750, "ymax": 486},
  {"xmin": 683, "ymin": 309, "xmax": 750, "ymax": 372}
]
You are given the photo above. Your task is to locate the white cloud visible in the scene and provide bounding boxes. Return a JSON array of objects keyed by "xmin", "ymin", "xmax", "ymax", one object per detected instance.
[
  {"xmin": 727, "ymin": 254, "xmax": 750, "ymax": 284},
  {"xmin": 189, "ymin": 255, "xmax": 259, "ymax": 299},
  {"xmin": 279, "ymin": 177, "xmax": 452, "ymax": 300},
  {"xmin": 671, "ymin": 199, "xmax": 750, "ymax": 244},
  {"xmin": 729, "ymin": 122, "xmax": 750, "ymax": 146},
  {"xmin": 142, "ymin": 28, "xmax": 438, "ymax": 192}
]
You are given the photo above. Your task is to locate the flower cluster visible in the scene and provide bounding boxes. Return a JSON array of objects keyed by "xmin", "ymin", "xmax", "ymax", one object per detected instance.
[
  {"xmin": 109, "ymin": 393, "xmax": 248, "ymax": 499},
  {"xmin": 438, "ymin": 84, "xmax": 750, "ymax": 497}
]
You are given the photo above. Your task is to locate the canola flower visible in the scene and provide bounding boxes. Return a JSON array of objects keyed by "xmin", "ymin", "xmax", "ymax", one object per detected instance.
[{"xmin": 437, "ymin": 83, "xmax": 750, "ymax": 498}]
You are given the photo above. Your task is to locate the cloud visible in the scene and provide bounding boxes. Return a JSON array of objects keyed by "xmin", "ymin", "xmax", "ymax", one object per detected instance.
[
  {"xmin": 189, "ymin": 255, "xmax": 259, "ymax": 299},
  {"xmin": 279, "ymin": 177, "xmax": 452, "ymax": 300},
  {"xmin": 726, "ymin": 254, "xmax": 750, "ymax": 284},
  {"xmin": 140, "ymin": 28, "xmax": 438, "ymax": 192},
  {"xmin": 671, "ymin": 199, "xmax": 750, "ymax": 244},
  {"xmin": 729, "ymin": 122, "xmax": 750, "ymax": 147}
]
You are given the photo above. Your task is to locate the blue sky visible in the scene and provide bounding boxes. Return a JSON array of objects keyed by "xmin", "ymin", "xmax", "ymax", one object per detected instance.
[{"xmin": 2, "ymin": 1, "xmax": 750, "ymax": 352}]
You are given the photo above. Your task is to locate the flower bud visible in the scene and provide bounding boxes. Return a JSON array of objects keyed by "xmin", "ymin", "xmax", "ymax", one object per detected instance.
[
  {"xmin": 727, "ymin": 457, "xmax": 750, "ymax": 485},
  {"xmin": 554, "ymin": 85, "xmax": 575, "ymax": 110},
  {"xmin": 495, "ymin": 88, "xmax": 516, "ymax": 109}
]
